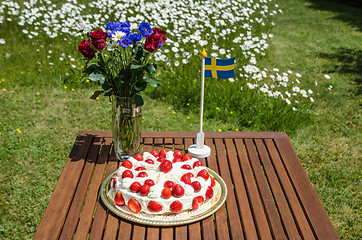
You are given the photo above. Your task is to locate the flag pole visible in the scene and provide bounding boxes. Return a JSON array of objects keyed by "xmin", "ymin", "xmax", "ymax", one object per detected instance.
[{"xmin": 188, "ymin": 48, "xmax": 211, "ymax": 158}]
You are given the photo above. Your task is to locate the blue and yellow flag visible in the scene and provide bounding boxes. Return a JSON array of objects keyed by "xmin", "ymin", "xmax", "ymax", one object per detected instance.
[{"xmin": 204, "ymin": 57, "xmax": 235, "ymax": 79}]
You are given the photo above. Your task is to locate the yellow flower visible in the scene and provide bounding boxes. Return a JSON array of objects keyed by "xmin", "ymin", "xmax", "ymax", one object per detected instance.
[
  {"xmin": 248, "ymin": 121, "xmax": 251, "ymax": 123},
  {"xmin": 96, "ymin": 97, "xmax": 99, "ymax": 100},
  {"xmin": 37, "ymin": 100, "xmax": 40, "ymax": 103},
  {"xmin": 172, "ymin": 111, "xmax": 176, "ymax": 114},
  {"xmin": 230, "ymin": 111, "xmax": 233, "ymax": 114},
  {"xmin": 187, "ymin": 116, "xmax": 190, "ymax": 119},
  {"xmin": 235, "ymin": 128, "xmax": 239, "ymax": 131},
  {"xmin": 86, "ymin": 79, "xmax": 90, "ymax": 83},
  {"xmin": 168, "ymin": 106, "xmax": 172, "ymax": 109},
  {"xmin": 36, "ymin": 92, "xmax": 40, "ymax": 95},
  {"xmin": 186, "ymin": 103, "xmax": 190, "ymax": 106},
  {"xmin": 38, "ymin": 69, "xmax": 41, "ymax": 72},
  {"xmin": 21, "ymin": 72, "xmax": 24, "ymax": 74},
  {"xmin": 218, "ymin": 129, "xmax": 222, "ymax": 132},
  {"xmin": 216, "ymin": 107, "xmax": 220, "ymax": 111},
  {"xmin": 16, "ymin": 128, "xmax": 21, "ymax": 133},
  {"xmin": 2, "ymin": 88, "xmax": 6, "ymax": 91},
  {"xmin": 1, "ymin": 78, "xmax": 4, "ymax": 82},
  {"xmin": 63, "ymin": 97, "xmax": 67, "ymax": 100},
  {"xmin": 64, "ymin": 86, "xmax": 67, "ymax": 89},
  {"xmin": 71, "ymin": 88, "xmax": 75, "ymax": 91}
]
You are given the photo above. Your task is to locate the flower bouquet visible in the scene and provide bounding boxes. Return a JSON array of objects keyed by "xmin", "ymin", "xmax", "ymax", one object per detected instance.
[{"xmin": 78, "ymin": 21, "xmax": 167, "ymax": 160}]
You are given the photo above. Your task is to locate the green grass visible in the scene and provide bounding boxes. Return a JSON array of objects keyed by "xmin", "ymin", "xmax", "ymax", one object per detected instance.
[{"xmin": 0, "ymin": 0, "xmax": 361, "ymax": 239}]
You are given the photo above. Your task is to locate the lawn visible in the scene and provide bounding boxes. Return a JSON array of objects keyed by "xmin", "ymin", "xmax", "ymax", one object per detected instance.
[{"xmin": 0, "ymin": 0, "xmax": 361, "ymax": 239}]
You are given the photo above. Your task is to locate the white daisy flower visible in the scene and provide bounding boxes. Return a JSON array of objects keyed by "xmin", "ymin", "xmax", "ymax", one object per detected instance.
[
  {"xmin": 175, "ymin": 61, "xmax": 180, "ymax": 66},
  {"xmin": 219, "ymin": 48, "xmax": 226, "ymax": 54},
  {"xmin": 0, "ymin": 39, "xmax": 5, "ymax": 44},
  {"xmin": 107, "ymin": 41, "xmax": 118, "ymax": 51},
  {"xmin": 211, "ymin": 52, "xmax": 218, "ymax": 58},
  {"xmin": 324, "ymin": 74, "xmax": 331, "ymax": 79},
  {"xmin": 112, "ymin": 31, "xmax": 126, "ymax": 42},
  {"xmin": 292, "ymin": 86, "xmax": 300, "ymax": 92}
]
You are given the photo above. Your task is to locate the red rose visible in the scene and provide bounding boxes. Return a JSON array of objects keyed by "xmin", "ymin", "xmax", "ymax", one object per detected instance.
[
  {"xmin": 78, "ymin": 39, "xmax": 95, "ymax": 59},
  {"xmin": 144, "ymin": 28, "xmax": 167, "ymax": 52},
  {"xmin": 90, "ymin": 29, "xmax": 107, "ymax": 50}
]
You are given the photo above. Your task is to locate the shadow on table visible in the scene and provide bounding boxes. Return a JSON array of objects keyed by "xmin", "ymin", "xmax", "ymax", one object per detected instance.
[{"xmin": 306, "ymin": 0, "xmax": 362, "ymax": 31}]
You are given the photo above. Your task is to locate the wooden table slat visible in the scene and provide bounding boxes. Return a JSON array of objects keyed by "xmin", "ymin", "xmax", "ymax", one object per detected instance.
[
  {"xmin": 224, "ymin": 139, "xmax": 259, "ymax": 240},
  {"xmin": 33, "ymin": 133, "xmax": 94, "ymax": 240},
  {"xmin": 34, "ymin": 131, "xmax": 339, "ymax": 240},
  {"xmin": 214, "ymin": 138, "xmax": 244, "ymax": 240},
  {"xmin": 73, "ymin": 137, "xmax": 112, "ymax": 240},
  {"xmin": 234, "ymin": 138, "xmax": 274, "ymax": 239},
  {"xmin": 275, "ymin": 138, "xmax": 340, "ymax": 240}
]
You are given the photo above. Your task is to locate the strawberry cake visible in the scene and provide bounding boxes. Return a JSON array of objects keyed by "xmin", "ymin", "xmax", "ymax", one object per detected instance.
[{"xmin": 107, "ymin": 149, "xmax": 218, "ymax": 215}]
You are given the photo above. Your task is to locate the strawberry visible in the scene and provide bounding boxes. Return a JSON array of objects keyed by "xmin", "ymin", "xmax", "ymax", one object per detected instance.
[
  {"xmin": 181, "ymin": 174, "xmax": 192, "ymax": 185},
  {"xmin": 159, "ymin": 160, "xmax": 173, "ymax": 173},
  {"xmin": 145, "ymin": 159, "xmax": 154, "ymax": 164},
  {"xmin": 112, "ymin": 176, "xmax": 117, "ymax": 188},
  {"xmin": 114, "ymin": 191, "xmax": 125, "ymax": 206},
  {"xmin": 192, "ymin": 196, "xmax": 204, "ymax": 210},
  {"xmin": 205, "ymin": 186, "xmax": 214, "ymax": 199},
  {"xmin": 139, "ymin": 184, "xmax": 150, "ymax": 196},
  {"xmin": 210, "ymin": 177, "xmax": 216, "ymax": 187},
  {"xmin": 130, "ymin": 182, "xmax": 142, "ymax": 193},
  {"xmin": 147, "ymin": 201, "xmax": 163, "ymax": 212},
  {"xmin": 121, "ymin": 160, "xmax": 133, "ymax": 169},
  {"xmin": 172, "ymin": 156, "xmax": 183, "ymax": 163},
  {"xmin": 157, "ymin": 156, "xmax": 166, "ymax": 162},
  {"xmin": 159, "ymin": 149, "xmax": 168, "ymax": 158},
  {"xmin": 134, "ymin": 154, "xmax": 143, "ymax": 161},
  {"xmin": 193, "ymin": 161, "xmax": 203, "ymax": 168},
  {"xmin": 164, "ymin": 180, "xmax": 175, "ymax": 189},
  {"xmin": 191, "ymin": 181, "xmax": 201, "ymax": 192},
  {"xmin": 122, "ymin": 170, "xmax": 134, "ymax": 179},
  {"xmin": 150, "ymin": 149, "xmax": 159, "ymax": 158},
  {"xmin": 172, "ymin": 184, "xmax": 185, "ymax": 197},
  {"xmin": 128, "ymin": 198, "xmax": 141, "ymax": 213},
  {"xmin": 161, "ymin": 188, "xmax": 172, "ymax": 199},
  {"xmin": 173, "ymin": 150, "xmax": 184, "ymax": 159},
  {"xmin": 182, "ymin": 153, "xmax": 192, "ymax": 161},
  {"xmin": 170, "ymin": 201, "xmax": 183, "ymax": 213},
  {"xmin": 144, "ymin": 179, "xmax": 155, "ymax": 186},
  {"xmin": 135, "ymin": 166, "xmax": 146, "ymax": 171},
  {"xmin": 137, "ymin": 171, "xmax": 148, "ymax": 178},
  {"xmin": 181, "ymin": 164, "xmax": 192, "ymax": 170},
  {"xmin": 197, "ymin": 169, "xmax": 209, "ymax": 180}
]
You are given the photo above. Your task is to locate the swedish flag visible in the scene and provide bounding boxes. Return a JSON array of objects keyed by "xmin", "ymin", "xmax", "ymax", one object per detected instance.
[{"xmin": 204, "ymin": 57, "xmax": 235, "ymax": 79}]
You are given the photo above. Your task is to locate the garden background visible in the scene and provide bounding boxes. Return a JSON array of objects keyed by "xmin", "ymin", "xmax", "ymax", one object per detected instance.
[{"xmin": 0, "ymin": 0, "xmax": 361, "ymax": 239}]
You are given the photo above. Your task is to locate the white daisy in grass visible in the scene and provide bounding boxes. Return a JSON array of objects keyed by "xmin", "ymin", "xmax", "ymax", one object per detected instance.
[
  {"xmin": 0, "ymin": 39, "xmax": 5, "ymax": 44},
  {"xmin": 296, "ymin": 73, "xmax": 302, "ymax": 78},
  {"xmin": 182, "ymin": 59, "xmax": 188, "ymax": 64},
  {"xmin": 292, "ymin": 86, "xmax": 300, "ymax": 92},
  {"xmin": 111, "ymin": 31, "xmax": 126, "ymax": 42},
  {"xmin": 324, "ymin": 74, "xmax": 331, "ymax": 79},
  {"xmin": 212, "ymin": 45, "xmax": 219, "ymax": 50},
  {"xmin": 219, "ymin": 48, "xmax": 226, "ymax": 54},
  {"xmin": 285, "ymin": 99, "xmax": 291, "ymax": 105},
  {"xmin": 211, "ymin": 52, "xmax": 218, "ymax": 58},
  {"xmin": 172, "ymin": 47, "xmax": 179, "ymax": 52},
  {"xmin": 175, "ymin": 61, "xmax": 180, "ymax": 66}
]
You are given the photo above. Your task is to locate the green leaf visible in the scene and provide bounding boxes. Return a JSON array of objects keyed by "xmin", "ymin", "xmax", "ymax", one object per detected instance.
[
  {"xmin": 133, "ymin": 45, "xmax": 144, "ymax": 60},
  {"xmin": 84, "ymin": 64, "xmax": 103, "ymax": 75},
  {"xmin": 134, "ymin": 94, "xmax": 144, "ymax": 107},
  {"xmin": 102, "ymin": 81, "xmax": 112, "ymax": 91},
  {"xmin": 144, "ymin": 63, "xmax": 156, "ymax": 75},
  {"xmin": 90, "ymin": 90, "xmax": 104, "ymax": 99},
  {"xmin": 130, "ymin": 64, "xmax": 142, "ymax": 69},
  {"xmin": 89, "ymin": 73, "xmax": 105, "ymax": 84},
  {"xmin": 145, "ymin": 76, "xmax": 160, "ymax": 87}
]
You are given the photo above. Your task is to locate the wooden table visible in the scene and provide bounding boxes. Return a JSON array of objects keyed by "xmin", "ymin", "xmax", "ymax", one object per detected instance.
[{"xmin": 33, "ymin": 131, "xmax": 339, "ymax": 240}]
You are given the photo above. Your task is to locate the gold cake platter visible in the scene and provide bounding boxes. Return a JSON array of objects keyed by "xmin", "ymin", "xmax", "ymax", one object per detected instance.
[{"xmin": 100, "ymin": 167, "xmax": 228, "ymax": 226}]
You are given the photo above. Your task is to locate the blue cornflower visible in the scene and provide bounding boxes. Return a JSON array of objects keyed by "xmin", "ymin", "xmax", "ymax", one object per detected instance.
[
  {"xmin": 105, "ymin": 21, "xmax": 130, "ymax": 35},
  {"xmin": 138, "ymin": 22, "xmax": 152, "ymax": 37},
  {"xmin": 119, "ymin": 36, "xmax": 132, "ymax": 48},
  {"xmin": 105, "ymin": 21, "xmax": 116, "ymax": 31},
  {"xmin": 129, "ymin": 33, "xmax": 142, "ymax": 43}
]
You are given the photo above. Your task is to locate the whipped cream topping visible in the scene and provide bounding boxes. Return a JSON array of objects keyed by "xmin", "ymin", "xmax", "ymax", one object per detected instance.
[{"xmin": 111, "ymin": 151, "xmax": 216, "ymax": 215}]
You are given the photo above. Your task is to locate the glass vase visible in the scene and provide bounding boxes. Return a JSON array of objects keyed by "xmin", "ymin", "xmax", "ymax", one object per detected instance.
[{"xmin": 111, "ymin": 95, "xmax": 141, "ymax": 161}]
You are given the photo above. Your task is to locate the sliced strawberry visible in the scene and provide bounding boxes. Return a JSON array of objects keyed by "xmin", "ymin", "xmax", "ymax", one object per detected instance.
[
  {"xmin": 173, "ymin": 150, "xmax": 184, "ymax": 159},
  {"xmin": 210, "ymin": 177, "xmax": 216, "ymax": 187},
  {"xmin": 139, "ymin": 184, "xmax": 150, "ymax": 196},
  {"xmin": 128, "ymin": 198, "xmax": 141, "ymax": 213},
  {"xmin": 172, "ymin": 156, "xmax": 183, "ymax": 163},
  {"xmin": 137, "ymin": 171, "xmax": 148, "ymax": 178},
  {"xmin": 135, "ymin": 166, "xmax": 146, "ymax": 171},
  {"xmin": 147, "ymin": 201, "xmax": 163, "ymax": 212},
  {"xmin": 157, "ymin": 156, "xmax": 166, "ymax": 162},
  {"xmin": 144, "ymin": 179, "xmax": 155, "ymax": 186},
  {"xmin": 145, "ymin": 159, "xmax": 154, "ymax": 164},
  {"xmin": 172, "ymin": 184, "xmax": 185, "ymax": 197},
  {"xmin": 164, "ymin": 180, "xmax": 175, "ymax": 189},
  {"xmin": 121, "ymin": 160, "xmax": 133, "ymax": 169},
  {"xmin": 134, "ymin": 154, "xmax": 143, "ymax": 161},
  {"xmin": 130, "ymin": 182, "xmax": 142, "ymax": 193},
  {"xmin": 114, "ymin": 191, "xmax": 125, "ymax": 206},
  {"xmin": 161, "ymin": 187, "xmax": 172, "ymax": 199},
  {"xmin": 197, "ymin": 169, "xmax": 209, "ymax": 180},
  {"xmin": 159, "ymin": 149, "xmax": 168, "ymax": 158},
  {"xmin": 182, "ymin": 153, "xmax": 192, "ymax": 161},
  {"xmin": 181, "ymin": 164, "xmax": 192, "ymax": 170},
  {"xmin": 205, "ymin": 186, "xmax": 214, "ymax": 199},
  {"xmin": 150, "ymin": 149, "xmax": 159, "ymax": 158},
  {"xmin": 191, "ymin": 181, "xmax": 201, "ymax": 192},
  {"xmin": 192, "ymin": 196, "xmax": 204, "ymax": 210},
  {"xmin": 170, "ymin": 200, "xmax": 183, "ymax": 213},
  {"xmin": 112, "ymin": 177, "xmax": 117, "ymax": 188},
  {"xmin": 193, "ymin": 161, "xmax": 203, "ymax": 168},
  {"xmin": 159, "ymin": 160, "xmax": 173, "ymax": 173},
  {"xmin": 122, "ymin": 170, "xmax": 134, "ymax": 179}
]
